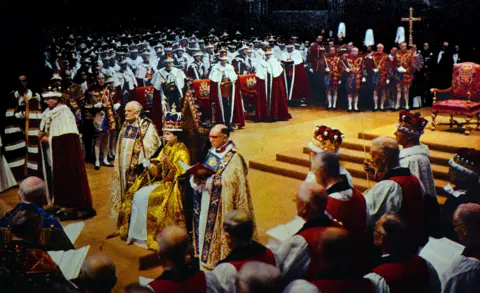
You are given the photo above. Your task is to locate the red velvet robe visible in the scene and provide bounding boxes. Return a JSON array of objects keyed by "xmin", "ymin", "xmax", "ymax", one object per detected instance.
[
  {"xmin": 40, "ymin": 104, "xmax": 93, "ymax": 210},
  {"xmin": 283, "ymin": 61, "xmax": 311, "ymax": 100},
  {"xmin": 217, "ymin": 241, "xmax": 277, "ymax": 271},
  {"xmin": 210, "ymin": 81, "xmax": 245, "ymax": 127},
  {"xmin": 256, "ymin": 73, "xmax": 291, "ymax": 122},
  {"xmin": 372, "ymin": 255, "xmax": 432, "ymax": 293},
  {"xmin": 312, "ymin": 278, "xmax": 376, "ymax": 293}
]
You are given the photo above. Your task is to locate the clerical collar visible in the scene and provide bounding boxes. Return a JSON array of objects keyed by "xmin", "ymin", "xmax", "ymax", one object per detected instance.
[
  {"xmin": 326, "ymin": 177, "xmax": 351, "ymax": 195},
  {"xmin": 381, "ymin": 167, "xmax": 411, "ymax": 181},
  {"xmin": 216, "ymin": 141, "xmax": 232, "ymax": 153},
  {"xmin": 217, "ymin": 241, "xmax": 266, "ymax": 265},
  {"xmin": 297, "ymin": 214, "xmax": 332, "ymax": 234},
  {"xmin": 156, "ymin": 259, "xmax": 200, "ymax": 282}
]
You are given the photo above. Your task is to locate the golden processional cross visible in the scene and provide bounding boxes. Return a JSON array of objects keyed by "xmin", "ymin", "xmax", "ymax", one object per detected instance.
[{"xmin": 401, "ymin": 7, "xmax": 422, "ymax": 47}]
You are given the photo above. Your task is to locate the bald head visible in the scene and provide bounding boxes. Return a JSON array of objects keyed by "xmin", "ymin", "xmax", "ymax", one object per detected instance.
[
  {"xmin": 237, "ymin": 262, "xmax": 281, "ymax": 293},
  {"xmin": 297, "ymin": 182, "xmax": 328, "ymax": 220},
  {"xmin": 80, "ymin": 253, "xmax": 117, "ymax": 292},
  {"xmin": 317, "ymin": 227, "xmax": 351, "ymax": 269},
  {"xmin": 453, "ymin": 203, "xmax": 480, "ymax": 246},
  {"xmin": 375, "ymin": 213, "xmax": 413, "ymax": 256},
  {"xmin": 209, "ymin": 124, "xmax": 230, "ymax": 148},
  {"xmin": 156, "ymin": 226, "xmax": 189, "ymax": 266},
  {"xmin": 371, "ymin": 136, "xmax": 400, "ymax": 172},
  {"xmin": 18, "ymin": 176, "xmax": 45, "ymax": 206},
  {"xmin": 224, "ymin": 210, "xmax": 254, "ymax": 246}
]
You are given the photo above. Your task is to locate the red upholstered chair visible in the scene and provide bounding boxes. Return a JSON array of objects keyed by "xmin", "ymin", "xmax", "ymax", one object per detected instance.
[
  {"xmin": 191, "ymin": 79, "xmax": 212, "ymax": 120},
  {"xmin": 134, "ymin": 86, "xmax": 155, "ymax": 109},
  {"xmin": 237, "ymin": 73, "xmax": 258, "ymax": 117},
  {"xmin": 431, "ymin": 62, "xmax": 480, "ymax": 135}
]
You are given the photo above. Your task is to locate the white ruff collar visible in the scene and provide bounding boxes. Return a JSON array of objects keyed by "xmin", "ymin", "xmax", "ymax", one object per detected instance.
[{"xmin": 399, "ymin": 144, "xmax": 430, "ymax": 159}]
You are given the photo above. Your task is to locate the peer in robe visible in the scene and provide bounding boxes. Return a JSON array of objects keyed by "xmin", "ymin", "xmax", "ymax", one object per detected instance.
[
  {"xmin": 305, "ymin": 125, "xmax": 353, "ymax": 187},
  {"xmin": 0, "ymin": 177, "xmax": 73, "ymax": 251},
  {"xmin": 364, "ymin": 213, "xmax": 441, "ymax": 293},
  {"xmin": 116, "ymin": 105, "xmax": 190, "ymax": 250},
  {"xmin": 364, "ymin": 136, "xmax": 427, "ymax": 248},
  {"xmin": 39, "ymin": 82, "xmax": 95, "ymax": 221},
  {"xmin": 0, "ymin": 135, "xmax": 16, "ymax": 193},
  {"xmin": 146, "ymin": 226, "xmax": 222, "ymax": 293},
  {"xmin": 441, "ymin": 148, "xmax": 480, "ymax": 241},
  {"xmin": 0, "ymin": 206, "xmax": 73, "ymax": 292},
  {"xmin": 395, "ymin": 110, "xmax": 440, "ymax": 236},
  {"xmin": 255, "ymin": 47, "xmax": 290, "ymax": 122},
  {"xmin": 109, "ymin": 101, "xmax": 161, "ymax": 219},
  {"xmin": 190, "ymin": 124, "xmax": 257, "ymax": 270},
  {"xmin": 281, "ymin": 43, "xmax": 311, "ymax": 104},
  {"xmin": 273, "ymin": 182, "xmax": 347, "ymax": 282},
  {"xmin": 283, "ymin": 227, "xmax": 376, "ymax": 293},
  {"xmin": 442, "ymin": 204, "xmax": 480, "ymax": 293},
  {"xmin": 213, "ymin": 210, "xmax": 277, "ymax": 291}
]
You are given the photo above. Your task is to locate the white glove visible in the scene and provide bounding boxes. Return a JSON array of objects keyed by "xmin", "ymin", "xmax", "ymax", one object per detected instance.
[
  {"xmin": 15, "ymin": 111, "xmax": 25, "ymax": 119},
  {"xmin": 346, "ymin": 68, "xmax": 350, "ymax": 73},
  {"xmin": 373, "ymin": 68, "xmax": 379, "ymax": 73},
  {"xmin": 114, "ymin": 103, "xmax": 121, "ymax": 111},
  {"xmin": 142, "ymin": 159, "xmax": 152, "ymax": 169},
  {"xmin": 309, "ymin": 68, "xmax": 313, "ymax": 73},
  {"xmin": 325, "ymin": 68, "xmax": 330, "ymax": 72},
  {"xmin": 362, "ymin": 77, "xmax": 366, "ymax": 82},
  {"xmin": 94, "ymin": 102, "xmax": 103, "ymax": 108},
  {"xmin": 143, "ymin": 78, "xmax": 148, "ymax": 82},
  {"xmin": 339, "ymin": 80, "xmax": 342, "ymax": 85},
  {"xmin": 386, "ymin": 79, "xmax": 390, "ymax": 84},
  {"xmin": 397, "ymin": 66, "xmax": 406, "ymax": 73}
]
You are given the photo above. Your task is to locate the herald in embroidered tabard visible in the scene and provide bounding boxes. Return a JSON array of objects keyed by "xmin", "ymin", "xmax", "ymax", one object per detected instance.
[
  {"xmin": 205, "ymin": 152, "xmax": 221, "ymax": 172},
  {"xmin": 124, "ymin": 125, "xmax": 139, "ymax": 139}
]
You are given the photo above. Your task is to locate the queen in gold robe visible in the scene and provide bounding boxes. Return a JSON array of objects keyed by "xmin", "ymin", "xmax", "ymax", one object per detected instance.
[{"xmin": 116, "ymin": 105, "xmax": 190, "ymax": 250}]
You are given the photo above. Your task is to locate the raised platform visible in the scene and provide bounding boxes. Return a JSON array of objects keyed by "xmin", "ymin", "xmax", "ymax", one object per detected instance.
[{"xmin": 249, "ymin": 111, "xmax": 479, "ymax": 206}]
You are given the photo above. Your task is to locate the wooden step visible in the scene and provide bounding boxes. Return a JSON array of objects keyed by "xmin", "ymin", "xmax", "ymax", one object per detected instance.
[
  {"xmin": 301, "ymin": 146, "xmax": 450, "ymax": 180},
  {"xmin": 249, "ymin": 158, "xmax": 309, "ymax": 181},
  {"xmin": 340, "ymin": 138, "xmax": 453, "ymax": 166},
  {"xmin": 360, "ymin": 133, "xmax": 459, "ymax": 154}
]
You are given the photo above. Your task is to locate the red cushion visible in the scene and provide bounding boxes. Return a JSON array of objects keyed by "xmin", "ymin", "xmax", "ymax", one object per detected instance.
[{"xmin": 432, "ymin": 99, "xmax": 480, "ymax": 114}]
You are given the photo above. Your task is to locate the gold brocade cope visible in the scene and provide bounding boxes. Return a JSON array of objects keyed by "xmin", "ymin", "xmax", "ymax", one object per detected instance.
[{"xmin": 116, "ymin": 141, "xmax": 190, "ymax": 250}]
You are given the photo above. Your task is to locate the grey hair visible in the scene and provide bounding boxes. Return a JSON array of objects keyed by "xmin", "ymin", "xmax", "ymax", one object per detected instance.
[
  {"xmin": 237, "ymin": 262, "xmax": 281, "ymax": 293},
  {"xmin": 126, "ymin": 101, "xmax": 143, "ymax": 112},
  {"xmin": 19, "ymin": 177, "xmax": 46, "ymax": 206},
  {"xmin": 223, "ymin": 210, "xmax": 254, "ymax": 243},
  {"xmin": 454, "ymin": 203, "xmax": 480, "ymax": 236},
  {"xmin": 371, "ymin": 136, "xmax": 400, "ymax": 164},
  {"xmin": 311, "ymin": 152, "xmax": 341, "ymax": 178}
]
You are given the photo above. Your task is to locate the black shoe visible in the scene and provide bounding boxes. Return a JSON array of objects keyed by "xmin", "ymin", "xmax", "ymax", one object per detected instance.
[
  {"xmin": 354, "ymin": 109, "xmax": 360, "ymax": 112},
  {"xmin": 373, "ymin": 108, "xmax": 378, "ymax": 112},
  {"xmin": 94, "ymin": 162, "xmax": 100, "ymax": 170},
  {"xmin": 348, "ymin": 108, "xmax": 352, "ymax": 112}
]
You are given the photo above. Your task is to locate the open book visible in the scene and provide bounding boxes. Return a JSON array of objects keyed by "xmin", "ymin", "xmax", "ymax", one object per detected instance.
[
  {"xmin": 63, "ymin": 222, "xmax": 85, "ymax": 244},
  {"xmin": 419, "ymin": 237, "xmax": 465, "ymax": 286},
  {"xmin": 48, "ymin": 245, "xmax": 90, "ymax": 280},
  {"xmin": 179, "ymin": 160, "xmax": 215, "ymax": 176},
  {"xmin": 266, "ymin": 216, "xmax": 306, "ymax": 242}
]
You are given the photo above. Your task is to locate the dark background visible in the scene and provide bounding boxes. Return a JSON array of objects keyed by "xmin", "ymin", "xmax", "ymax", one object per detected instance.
[{"xmin": 0, "ymin": 0, "xmax": 478, "ymax": 95}]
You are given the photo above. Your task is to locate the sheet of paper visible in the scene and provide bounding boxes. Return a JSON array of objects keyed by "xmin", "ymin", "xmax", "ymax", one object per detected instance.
[
  {"xmin": 48, "ymin": 245, "xmax": 90, "ymax": 280},
  {"xmin": 419, "ymin": 237, "xmax": 465, "ymax": 286},
  {"xmin": 139, "ymin": 276, "xmax": 154, "ymax": 286},
  {"xmin": 63, "ymin": 222, "xmax": 85, "ymax": 244},
  {"xmin": 266, "ymin": 216, "xmax": 306, "ymax": 242}
]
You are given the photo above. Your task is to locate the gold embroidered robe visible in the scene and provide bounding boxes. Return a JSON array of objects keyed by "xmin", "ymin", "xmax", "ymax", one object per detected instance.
[{"xmin": 117, "ymin": 141, "xmax": 190, "ymax": 250}]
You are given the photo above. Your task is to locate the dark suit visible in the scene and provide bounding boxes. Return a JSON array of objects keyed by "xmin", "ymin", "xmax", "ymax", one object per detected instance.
[{"xmin": 433, "ymin": 48, "xmax": 453, "ymax": 89}]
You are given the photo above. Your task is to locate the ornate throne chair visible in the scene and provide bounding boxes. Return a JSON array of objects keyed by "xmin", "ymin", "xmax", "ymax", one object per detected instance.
[
  {"xmin": 430, "ymin": 62, "xmax": 480, "ymax": 135},
  {"xmin": 237, "ymin": 73, "xmax": 258, "ymax": 118}
]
